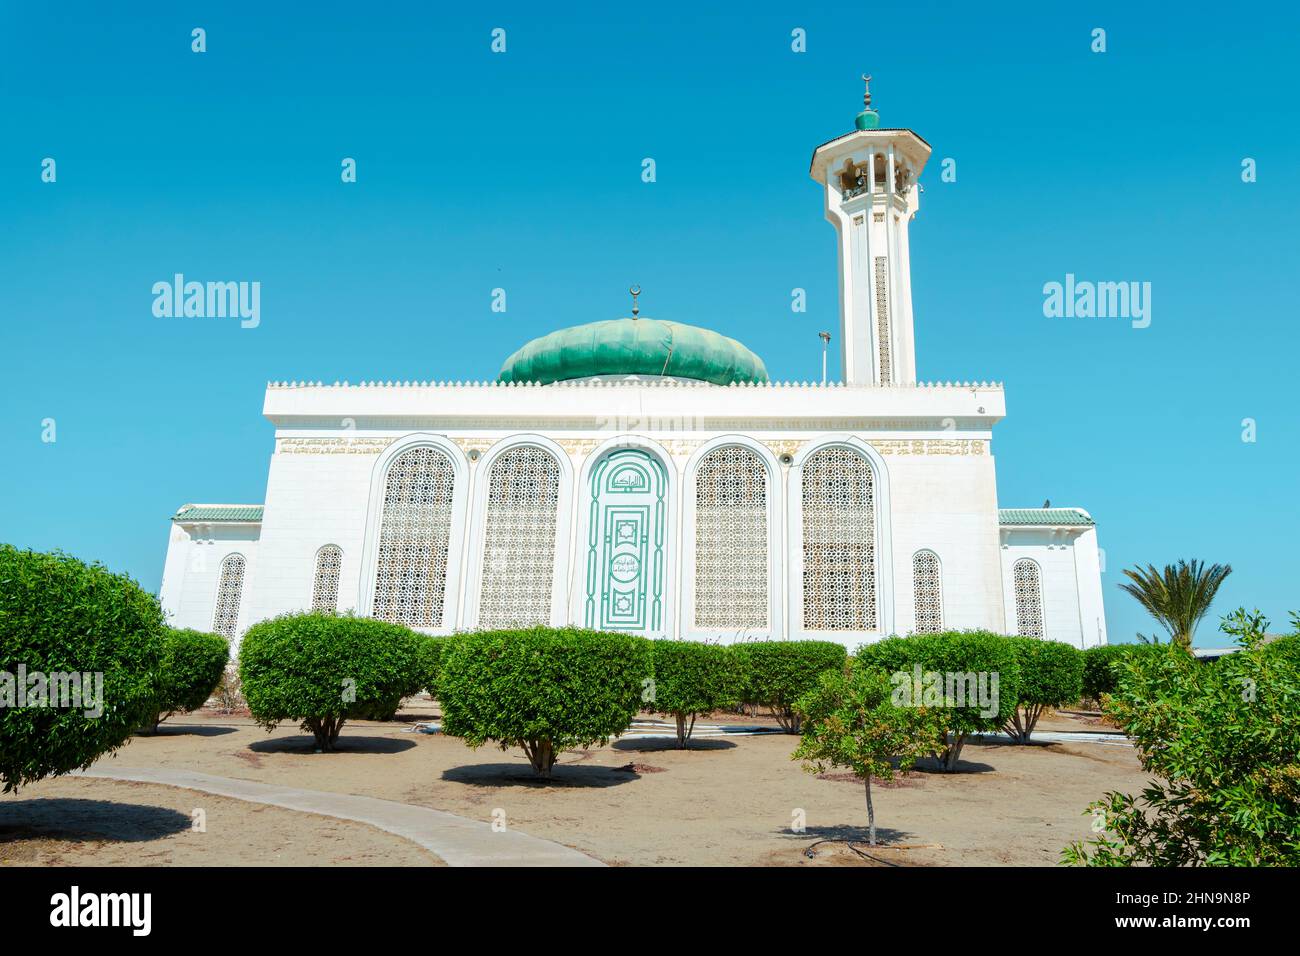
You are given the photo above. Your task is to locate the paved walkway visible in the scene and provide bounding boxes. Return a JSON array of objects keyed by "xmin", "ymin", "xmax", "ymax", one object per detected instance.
[{"xmin": 73, "ymin": 765, "xmax": 603, "ymax": 867}]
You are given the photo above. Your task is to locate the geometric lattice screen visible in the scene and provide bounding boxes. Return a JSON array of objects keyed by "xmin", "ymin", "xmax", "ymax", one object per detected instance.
[
  {"xmin": 212, "ymin": 553, "xmax": 246, "ymax": 639},
  {"xmin": 801, "ymin": 446, "xmax": 877, "ymax": 630},
  {"xmin": 1012, "ymin": 558, "xmax": 1044, "ymax": 637},
  {"xmin": 311, "ymin": 544, "xmax": 343, "ymax": 613},
  {"xmin": 372, "ymin": 446, "xmax": 456, "ymax": 628},
  {"xmin": 694, "ymin": 445, "xmax": 768, "ymax": 629},
  {"xmin": 912, "ymin": 549, "xmax": 942, "ymax": 633},
  {"xmin": 477, "ymin": 445, "xmax": 561, "ymax": 629}
]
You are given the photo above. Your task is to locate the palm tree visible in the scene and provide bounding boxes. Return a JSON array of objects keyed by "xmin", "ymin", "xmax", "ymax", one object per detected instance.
[{"xmin": 1118, "ymin": 560, "xmax": 1232, "ymax": 651}]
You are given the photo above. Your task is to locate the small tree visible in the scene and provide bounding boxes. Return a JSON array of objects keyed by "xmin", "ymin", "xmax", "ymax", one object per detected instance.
[
  {"xmin": 146, "ymin": 628, "xmax": 230, "ymax": 732},
  {"xmin": 1063, "ymin": 608, "xmax": 1300, "ymax": 866},
  {"xmin": 857, "ymin": 631, "xmax": 1020, "ymax": 771},
  {"xmin": 792, "ymin": 661, "xmax": 944, "ymax": 846},
  {"xmin": 647, "ymin": 640, "xmax": 741, "ymax": 747},
  {"xmin": 238, "ymin": 612, "xmax": 424, "ymax": 751},
  {"xmin": 1, "ymin": 546, "xmax": 165, "ymax": 792},
  {"xmin": 439, "ymin": 627, "xmax": 652, "ymax": 776},
  {"xmin": 732, "ymin": 640, "xmax": 847, "ymax": 733},
  {"xmin": 1001, "ymin": 637, "xmax": 1083, "ymax": 743},
  {"xmin": 1118, "ymin": 559, "xmax": 1232, "ymax": 651}
]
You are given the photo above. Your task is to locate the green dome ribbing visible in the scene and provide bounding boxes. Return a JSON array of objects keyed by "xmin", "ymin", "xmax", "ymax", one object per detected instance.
[{"xmin": 497, "ymin": 318, "xmax": 769, "ymax": 386}]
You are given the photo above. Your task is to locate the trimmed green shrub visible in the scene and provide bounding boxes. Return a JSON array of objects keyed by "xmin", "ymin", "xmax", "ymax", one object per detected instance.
[
  {"xmin": 856, "ymin": 630, "xmax": 1020, "ymax": 771},
  {"xmin": 416, "ymin": 634, "xmax": 449, "ymax": 700},
  {"xmin": 1064, "ymin": 608, "xmax": 1300, "ymax": 866},
  {"xmin": 1081, "ymin": 643, "xmax": 1162, "ymax": 702},
  {"xmin": 238, "ymin": 612, "xmax": 424, "ymax": 751},
  {"xmin": 1001, "ymin": 637, "xmax": 1083, "ymax": 743},
  {"xmin": 439, "ymin": 627, "xmax": 653, "ymax": 776},
  {"xmin": 732, "ymin": 640, "xmax": 847, "ymax": 733},
  {"xmin": 647, "ymin": 640, "xmax": 742, "ymax": 747},
  {"xmin": 146, "ymin": 628, "xmax": 229, "ymax": 731},
  {"xmin": 0, "ymin": 545, "xmax": 165, "ymax": 792},
  {"xmin": 793, "ymin": 659, "xmax": 945, "ymax": 846}
]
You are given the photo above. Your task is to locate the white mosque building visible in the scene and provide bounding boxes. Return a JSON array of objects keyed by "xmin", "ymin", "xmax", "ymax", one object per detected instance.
[{"xmin": 159, "ymin": 84, "xmax": 1107, "ymax": 652}]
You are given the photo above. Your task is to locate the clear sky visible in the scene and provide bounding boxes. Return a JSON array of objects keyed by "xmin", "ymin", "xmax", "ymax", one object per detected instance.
[{"xmin": 2, "ymin": 1, "xmax": 1296, "ymax": 646}]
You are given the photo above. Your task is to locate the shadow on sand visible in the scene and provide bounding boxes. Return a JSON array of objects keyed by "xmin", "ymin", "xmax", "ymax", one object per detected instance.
[
  {"xmin": 0, "ymin": 798, "xmax": 193, "ymax": 845},
  {"xmin": 247, "ymin": 735, "xmax": 417, "ymax": 755}
]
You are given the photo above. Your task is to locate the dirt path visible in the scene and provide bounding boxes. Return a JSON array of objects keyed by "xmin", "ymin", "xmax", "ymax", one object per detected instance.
[
  {"xmin": 0, "ymin": 777, "xmax": 441, "ymax": 866},
  {"xmin": 32, "ymin": 709, "xmax": 1149, "ymax": 866}
]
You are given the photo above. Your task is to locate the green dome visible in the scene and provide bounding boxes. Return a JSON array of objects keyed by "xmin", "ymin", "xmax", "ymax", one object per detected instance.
[{"xmin": 497, "ymin": 318, "xmax": 769, "ymax": 386}]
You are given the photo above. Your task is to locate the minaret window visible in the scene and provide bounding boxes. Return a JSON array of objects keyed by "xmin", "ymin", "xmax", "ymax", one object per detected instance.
[
  {"xmin": 372, "ymin": 446, "xmax": 456, "ymax": 627},
  {"xmin": 874, "ymin": 256, "xmax": 892, "ymax": 383},
  {"xmin": 694, "ymin": 445, "xmax": 768, "ymax": 629},
  {"xmin": 1013, "ymin": 558, "xmax": 1045, "ymax": 637},
  {"xmin": 912, "ymin": 550, "xmax": 943, "ymax": 633},
  {"xmin": 801, "ymin": 446, "xmax": 877, "ymax": 630},
  {"xmin": 311, "ymin": 545, "xmax": 342, "ymax": 613},
  {"xmin": 212, "ymin": 554, "xmax": 246, "ymax": 639},
  {"xmin": 478, "ymin": 445, "xmax": 561, "ymax": 628}
]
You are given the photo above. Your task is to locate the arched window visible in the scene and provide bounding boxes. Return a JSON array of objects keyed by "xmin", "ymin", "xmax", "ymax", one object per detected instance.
[
  {"xmin": 912, "ymin": 550, "xmax": 943, "ymax": 633},
  {"xmin": 212, "ymin": 554, "xmax": 246, "ymax": 639},
  {"xmin": 311, "ymin": 545, "xmax": 343, "ymax": 613},
  {"xmin": 802, "ymin": 446, "xmax": 876, "ymax": 630},
  {"xmin": 372, "ymin": 446, "xmax": 456, "ymax": 627},
  {"xmin": 478, "ymin": 445, "xmax": 561, "ymax": 628},
  {"xmin": 694, "ymin": 445, "xmax": 768, "ymax": 629},
  {"xmin": 1013, "ymin": 558, "xmax": 1044, "ymax": 637}
]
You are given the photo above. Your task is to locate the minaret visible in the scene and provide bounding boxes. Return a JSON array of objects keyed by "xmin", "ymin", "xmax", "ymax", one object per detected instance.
[{"xmin": 810, "ymin": 76, "xmax": 931, "ymax": 385}]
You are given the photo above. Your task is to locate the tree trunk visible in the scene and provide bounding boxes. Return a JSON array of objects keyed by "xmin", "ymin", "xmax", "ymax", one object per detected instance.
[
  {"xmin": 525, "ymin": 737, "xmax": 556, "ymax": 777},
  {"xmin": 864, "ymin": 775, "xmax": 876, "ymax": 846},
  {"xmin": 675, "ymin": 714, "xmax": 687, "ymax": 748},
  {"xmin": 943, "ymin": 732, "xmax": 966, "ymax": 771}
]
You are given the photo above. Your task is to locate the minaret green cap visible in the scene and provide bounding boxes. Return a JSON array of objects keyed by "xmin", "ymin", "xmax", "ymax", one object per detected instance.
[{"xmin": 855, "ymin": 73, "xmax": 880, "ymax": 130}]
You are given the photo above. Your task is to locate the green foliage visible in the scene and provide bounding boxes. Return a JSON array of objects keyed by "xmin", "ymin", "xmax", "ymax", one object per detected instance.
[
  {"xmin": 1001, "ymin": 637, "xmax": 1083, "ymax": 743},
  {"xmin": 1117, "ymin": 559, "xmax": 1232, "ymax": 650},
  {"xmin": 792, "ymin": 660, "xmax": 945, "ymax": 846},
  {"xmin": 1064, "ymin": 608, "xmax": 1300, "ymax": 866},
  {"xmin": 238, "ymin": 612, "xmax": 424, "ymax": 751},
  {"xmin": 415, "ymin": 634, "xmax": 449, "ymax": 700},
  {"xmin": 0, "ymin": 545, "xmax": 165, "ymax": 792},
  {"xmin": 439, "ymin": 627, "xmax": 653, "ymax": 776},
  {"xmin": 856, "ymin": 630, "xmax": 1020, "ymax": 770},
  {"xmin": 1081, "ymin": 643, "xmax": 1163, "ymax": 702},
  {"xmin": 148, "ymin": 628, "xmax": 229, "ymax": 730},
  {"xmin": 647, "ymin": 640, "xmax": 742, "ymax": 747},
  {"xmin": 732, "ymin": 640, "xmax": 847, "ymax": 733}
]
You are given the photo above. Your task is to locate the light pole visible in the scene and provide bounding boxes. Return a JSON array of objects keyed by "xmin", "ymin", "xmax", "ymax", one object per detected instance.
[{"xmin": 818, "ymin": 331, "xmax": 831, "ymax": 384}]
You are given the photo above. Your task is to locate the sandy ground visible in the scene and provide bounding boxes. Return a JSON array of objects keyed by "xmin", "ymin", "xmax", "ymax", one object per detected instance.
[
  {"xmin": 0, "ymin": 703, "xmax": 1149, "ymax": 866},
  {"xmin": 0, "ymin": 776, "xmax": 442, "ymax": 866}
]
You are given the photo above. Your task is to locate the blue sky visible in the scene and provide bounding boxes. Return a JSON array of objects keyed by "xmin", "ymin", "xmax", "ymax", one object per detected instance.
[{"xmin": 2, "ymin": 1, "xmax": 1296, "ymax": 645}]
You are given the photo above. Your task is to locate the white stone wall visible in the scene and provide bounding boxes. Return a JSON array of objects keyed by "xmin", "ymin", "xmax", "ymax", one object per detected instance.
[
  {"xmin": 159, "ymin": 522, "xmax": 260, "ymax": 639},
  {"xmin": 998, "ymin": 524, "xmax": 1107, "ymax": 649}
]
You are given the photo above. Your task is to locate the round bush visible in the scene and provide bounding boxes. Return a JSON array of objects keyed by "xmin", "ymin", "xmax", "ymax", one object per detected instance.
[
  {"xmin": 416, "ymin": 634, "xmax": 449, "ymax": 700},
  {"xmin": 1082, "ymin": 643, "xmax": 1162, "ymax": 702},
  {"xmin": 439, "ymin": 627, "xmax": 653, "ymax": 776},
  {"xmin": 0, "ymin": 545, "xmax": 165, "ymax": 792},
  {"xmin": 1002, "ymin": 637, "xmax": 1083, "ymax": 742},
  {"xmin": 238, "ymin": 612, "xmax": 424, "ymax": 751},
  {"xmin": 856, "ymin": 630, "xmax": 1021, "ymax": 770},
  {"xmin": 647, "ymin": 640, "xmax": 742, "ymax": 747},
  {"xmin": 148, "ymin": 628, "xmax": 230, "ymax": 730},
  {"xmin": 731, "ymin": 640, "xmax": 847, "ymax": 732}
]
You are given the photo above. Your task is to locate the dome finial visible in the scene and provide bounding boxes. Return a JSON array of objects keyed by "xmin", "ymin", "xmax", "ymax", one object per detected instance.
[
  {"xmin": 629, "ymin": 284, "xmax": 641, "ymax": 318},
  {"xmin": 855, "ymin": 73, "xmax": 881, "ymax": 130}
]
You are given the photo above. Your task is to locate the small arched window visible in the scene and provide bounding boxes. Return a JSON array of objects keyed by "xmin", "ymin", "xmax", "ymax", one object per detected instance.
[
  {"xmin": 372, "ymin": 445, "xmax": 456, "ymax": 627},
  {"xmin": 213, "ymin": 554, "xmax": 246, "ymax": 639},
  {"xmin": 912, "ymin": 550, "xmax": 943, "ymax": 634},
  {"xmin": 694, "ymin": 445, "xmax": 768, "ymax": 629},
  {"xmin": 311, "ymin": 545, "xmax": 343, "ymax": 613},
  {"xmin": 1013, "ymin": 558, "xmax": 1044, "ymax": 637},
  {"xmin": 478, "ymin": 445, "xmax": 562, "ymax": 628},
  {"xmin": 801, "ymin": 446, "xmax": 876, "ymax": 631}
]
